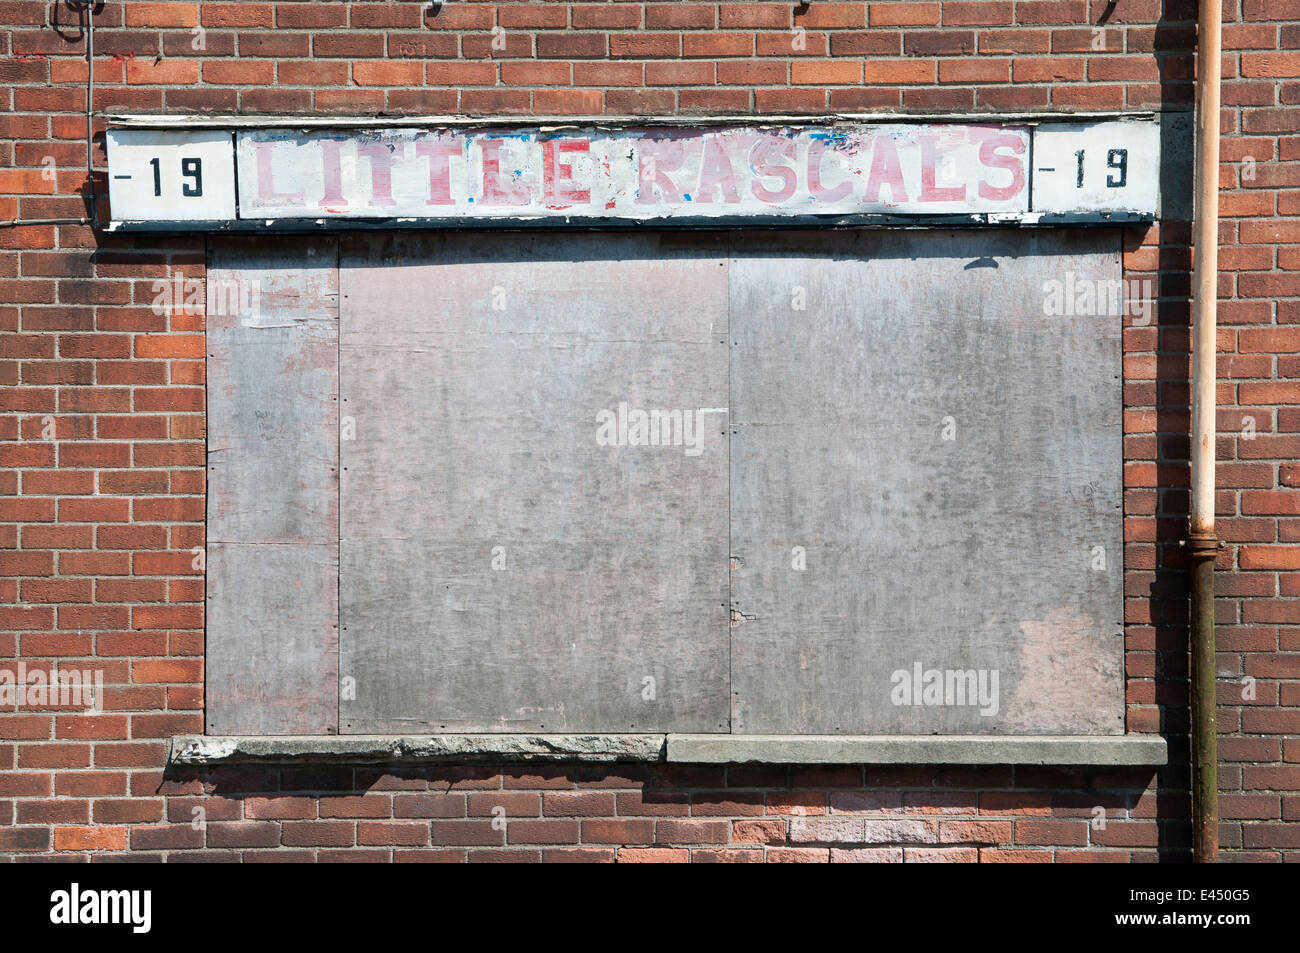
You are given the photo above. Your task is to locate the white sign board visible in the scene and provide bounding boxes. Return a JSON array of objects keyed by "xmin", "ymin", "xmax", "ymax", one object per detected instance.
[
  {"xmin": 1030, "ymin": 121, "xmax": 1160, "ymax": 215},
  {"xmin": 106, "ymin": 129, "xmax": 236, "ymax": 222},
  {"xmin": 105, "ymin": 120, "xmax": 1159, "ymax": 226},
  {"xmin": 233, "ymin": 124, "xmax": 1029, "ymax": 221}
]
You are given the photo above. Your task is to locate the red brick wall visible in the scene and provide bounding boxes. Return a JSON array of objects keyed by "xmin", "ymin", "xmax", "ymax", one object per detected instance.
[{"xmin": 1, "ymin": 0, "xmax": 1297, "ymax": 861}]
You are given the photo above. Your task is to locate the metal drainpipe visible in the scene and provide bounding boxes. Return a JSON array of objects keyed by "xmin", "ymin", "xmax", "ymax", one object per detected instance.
[{"xmin": 1189, "ymin": 0, "xmax": 1223, "ymax": 864}]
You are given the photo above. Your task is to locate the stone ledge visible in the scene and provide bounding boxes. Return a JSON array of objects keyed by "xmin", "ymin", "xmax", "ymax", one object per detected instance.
[
  {"xmin": 170, "ymin": 733, "xmax": 1166, "ymax": 767},
  {"xmin": 169, "ymin": 734, "xmax": 668, "ymax": 765},
  {"xmin": 667, "ymin": 734, "xmax": 1167, "ymax": 766}
]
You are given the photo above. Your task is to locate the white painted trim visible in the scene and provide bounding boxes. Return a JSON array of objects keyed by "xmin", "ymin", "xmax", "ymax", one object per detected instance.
[{"xmin": 105, "ymin": 111, "xmax": 1163, "ymax": 129}]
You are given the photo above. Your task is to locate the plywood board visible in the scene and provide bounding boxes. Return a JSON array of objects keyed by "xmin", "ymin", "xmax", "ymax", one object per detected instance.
[
  {"xmin": 338, "ymin": 233, "xmax": 731, "ymax": 733},
  {"xmin": 206, "ymin": 226, "xmax": 1125, "ymax": 740},
  {"xmin": 206, "ymin": 236, "xmax": 340, "ymax": 734},
  {"xmin": 727, "ymin": 229, "xmax": 1124, "ymax": 735}
]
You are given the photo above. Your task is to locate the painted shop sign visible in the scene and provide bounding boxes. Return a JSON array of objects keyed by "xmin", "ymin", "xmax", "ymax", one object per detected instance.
[{"xmin": 105, "ymin": 120, "xmax": 1159, "ymax": 228}]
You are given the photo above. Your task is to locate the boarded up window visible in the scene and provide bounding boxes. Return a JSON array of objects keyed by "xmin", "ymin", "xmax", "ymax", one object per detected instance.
[{"xmin": 207, "ymin": 229, "xmax": 1123, "ymax": 737}]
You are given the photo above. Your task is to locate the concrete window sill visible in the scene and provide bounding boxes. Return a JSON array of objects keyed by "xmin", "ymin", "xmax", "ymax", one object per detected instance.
[{"xmin": 169, "ymin": 733, "xmax": 1167, "ymax": 767}]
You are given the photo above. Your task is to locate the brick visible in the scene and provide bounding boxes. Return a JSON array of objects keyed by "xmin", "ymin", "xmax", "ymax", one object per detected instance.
[
  {"xmin": 358, "ymin": 821, "xmax": 430, "ymax": 847},
  {"xmin": 691, "ymin": 792, "xmax": 764, "ymax": 816},
  {"xmin": 393, "ymin": 849, "xmax": 465, "ymax": 863},
  {"xmin": 281, "ymin": 821, "xmax": 355, "ymax": 847},
  {"xmin": 1014, "ymin": 819, "xmax": 1089, "ymax": 846},
  {"xmin": 939, "ymin": 820, "xmax": 1013, "ymax": 843},
  {"xmin": 1240, "ymin": 546, "xmax": 1300, "ymax": 570},
  {"xmin": 767, "ymin": 846, "xmax": 829, "ymax": 862},
  {"xmin": 571, "ymin": 5, "xmax": 641, "ymax": 29},
  {"xmin": 541, "ymin": 847, "xmax": 616, "ymax": 863},
  {"xmin": 18, "ymin": 798, "xmax": 89, "ymax": 824},
  {"xmin": 505, "ymin": 819, "xmax": 579, "ymax": 845},
  {"xmin": 905, "ymin": 846, "xmax": 978, "ymax": 862},
  {"xmin": 124, "ymin": 3, "xmax": 198, "ymax": 27},
  {"xmin": 789, "ymin": 816, "xmax": 867, "ymax": 843},
  {"xmin": 317, "ymin": 849, "xmax": 391, "ymax": 863},
  {"xmin": 905, "ymin": 30, "xmax": 975, "ymax": 55},
  {"xmin": 244, "ymin": 797, "xmax": 317, "ymax": 820},
  {"xmin": 538, "ymin": 33, "xmax": 608, "ymax": 59},
  {"xmin": 732, "ymin": 818, "xmax": 787, "ymax": 844},
  {"xmin": 616, "ymin": 790, "xmax": 691, "ymax": 816},
  {"xmin": 94, "ymin": 798, "xmax": 164, "ymax": 824},
  {"xmin": 54, "ymin": 826, "xmax": 127, "ymax": 851},
  {"xmin": 319, "ymin": 796, "xmax": 391, "ymax": 819},
  {"xmin": 393, "ymin": 793, "xmax": 466, "ymax": 819},
  {"xmin": 830, "ymin": 846, "xmax": 903, "ymax": 862},
  {"xmin": 353, "ymin": 62, "xmax": 423, "ymax": 87},
  {"xmin": 467, "ymin": 848, "xmax": 541, "ymax": 863},
  {"xmin": 687, "ymin": 847, "xmax": 762, "ymax": 862},
  {"xmin": 430, "ymin": 821, "xmax": 504, "ymax": 847},
  {"xmin": 541, "ymin": 791, "xmax": 614, "ymax": 816},
  {"xmin": 130, "ymin": 824, "xmax": 205, "ymax": 851},
  {"xmin": 467, "ymin": 792, "xmax": 540, "ymax": 817},
  {"xmin": 980, "ymin": 848, "xmax": 1055, "ymax": 862},
  {"xmin": 943, "ymin": 1, "xmax": 1014, "ymax": 25},
  {"xmin": 864, "ymin": 60, "xmax": 934, "ymax": 84},
  {"xmin": 655, "ymin": 819, "xmax": 730, "ymax": 844},
  {"xmin": 980, "ymin": 793, "xmax": 1052, "ymax": 816},
  {"xmin": 617, "ymin": 847, "xmax": 689, "ymax": 863},
  {"xmin": 206, "ymin": 821, "xmax": 281, "ymax": 848},
  {"xmin": 858, "ymin": 819, "xmax": 939, "ymax": 844},
  {"xmin": 579, "ymin": 818, "xmax": 656, "ymax": 844},
  {"xmin": 791, "ymin": 60, "xmax": 863, "ymax": 85},
  {"xmin": 1090, "ymin": 822, "xmax": 1160, "ymax": 847},
  {"xmin": 0, "ymin": 827, "xmax": 52, "ymax": 851},
  {"xmin": 766, "ymin": 792, "xmax": 827, "ymax": 816},
  {"xmin": 869, "ymin": 3, "xmax": 940, "ymax": 26}
]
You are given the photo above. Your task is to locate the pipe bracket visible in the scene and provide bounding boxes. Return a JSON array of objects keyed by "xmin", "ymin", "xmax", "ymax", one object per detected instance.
[{"xmin": 1182, "ymin": 533, "xmax": 1220, "ymax": 560}]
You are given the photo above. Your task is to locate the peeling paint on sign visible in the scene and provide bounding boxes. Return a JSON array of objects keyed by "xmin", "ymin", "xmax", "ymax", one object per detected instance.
[
  {"xmin": 232, "ymin": 124, "xmax": 1031, "ymax": 220},
  {"xmin": 107, "ymin": 120, "xmax": 1160, "ymax": 227}
]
